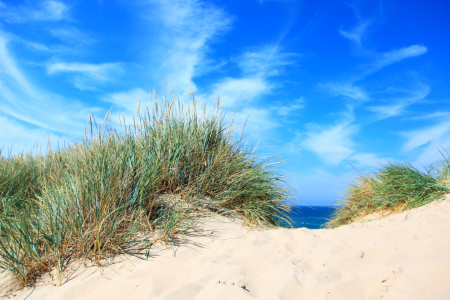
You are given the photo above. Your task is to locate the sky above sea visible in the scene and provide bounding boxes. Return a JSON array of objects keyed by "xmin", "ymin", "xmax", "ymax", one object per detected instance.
[{"xmin": 1, "ymin": 0, "xmax": 449, "ymax": 205}]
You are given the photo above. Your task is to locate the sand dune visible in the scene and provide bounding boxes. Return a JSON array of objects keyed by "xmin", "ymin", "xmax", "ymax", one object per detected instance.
[{"xmin": 2, "ymin": 197, "xmax": 450, "ymax": 300}]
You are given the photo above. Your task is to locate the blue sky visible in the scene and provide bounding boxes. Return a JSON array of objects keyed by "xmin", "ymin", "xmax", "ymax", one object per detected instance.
[{"xmin": 1, "ymin": 0, "xmax": 449, "ymax": 205}]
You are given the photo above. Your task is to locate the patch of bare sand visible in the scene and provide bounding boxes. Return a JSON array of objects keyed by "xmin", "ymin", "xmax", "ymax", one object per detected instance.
[{"xmin": 2, "ymin": 197, "xmax": 450, "ymax": 300}]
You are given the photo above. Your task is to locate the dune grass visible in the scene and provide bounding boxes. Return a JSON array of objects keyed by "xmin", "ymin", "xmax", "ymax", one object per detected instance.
[
  {"xmin": 327, "ymin": 155, "xmax": 450, "ymax": 228},
  {"xmin": 0, "ymin": 91, "xmax": 292, "ymax": 287}
]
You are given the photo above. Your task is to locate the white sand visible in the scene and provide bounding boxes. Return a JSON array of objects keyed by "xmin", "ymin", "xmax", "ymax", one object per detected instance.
[{"xmin": 2, "ymin": 197, "xmax": 450, "ymax": 300}]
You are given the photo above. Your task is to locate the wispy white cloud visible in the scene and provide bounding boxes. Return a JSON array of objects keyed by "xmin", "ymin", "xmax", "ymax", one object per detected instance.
[
  {"xmin": 103, "ymin": 88, "xmax": 148, "ymax": 110},
  {"xmin": 366, "ymin": 45, "xmax": 427, "ymax": 75},
  {"xmin": 207, "ymin": 77, "xmax": 270, "ymax": 108},
  {"xmin": 347, "ymin": 152, "xmax": 390, "ymax": 168},
  {"xmin": 101, "ymin": 88, "xmax": 152, "ymax": 124},
  {"xmin": 192, "ymin": 43, "xmax": 302, "ymax": 144},
  {"xmin": 0, "ymin": 1, "xmax": 96, "ymax": 72},
  {"xmin": 340, "ymin": 12, "xmax": 427, "ymax": 74},
  {"xmin": 37, "ymin": 0, "xmax": 67, "ymax": 20},
  {"xmin": 273, "ymin": 97, "xmax": 305, "ymax": 116},
  {"xmin": 50, "ymin": 27, "xmax": 94, "ymax": 46},
  {"xmin": 150, "ymin": 0, "xmax": 231, "ymax": 33},
  {"xmin": 331, "ymin": 18, "xmax": 428, "ymax": 123},
  {"xmin": 368, "ymin": 102, "xmax": 405, "ymax": 119},
  {"xmin": 3, "ymin": 32, "xmax": 52, "ymax": 52},
  {"xmin": 407, "ymin": 111, "xmax": 450, "ymax": 121},
  {"xmin": 236, "ymin": 45, "xmax": 299, "ymax": 77},
  {"xmin": 301, "ymin": 117, "xmax": 390, "ymax": 168},
  {"xmin": 0, "ymin": 81, "xmax": 51, "ymax": 130},
  {"xmin": 46, "ymin": 62, "xmax": 122, "ymax": 90},
  {"xmin": 377, "ymin": 45, "xmax": 427, "ymax": 67},
  {"xmin": 320, "ymin": 82, "xmax": 369, "ymax": 102},
  {"xmin": 1, "ymin": 20, "xmax": 92, "ymax": 58},
  {"xmin": 0, "ymin": 32, "xmax": 101, "ymax": 154},
  {"xmin": 413, "ymin": 139, "xmax": 450, "ymax": 169},
  {"xmin": 368, "ymin": 83, "xmax": 430, "ymax": 120},
  {"xmin": 233, "ymin": 107, "xmax": 280, "ymax": 133},
  {"xmin": 47, "ymin": 62, "xmax": 120, "ymax": 77},
  {"xmin": 0, "ymin": 0, "xmax": 68, "ymax": 23},
  {"xmin": 193, "ymin": 58, "xmax": 228, "ymax": 77},
  {"xmin": 19, "ymin": 40, "xmax": 51, "ymax": 52},
  {"xmin": 340, "ymin": 21, "xmax": 371, "ymax": 48},
  {"xmin": 0, "ymin": 74, "xmax": 95, "ymax": 135},
  {"xmin": 0, "ymin": 35, "xmax": 36, "ymax": 96},
  {"xmin": 141, "ymin": 0, "xmax": 232, "ymax": 95},
  {"xmin": 403, "ymin": 120, "xmax": 450, "ymax": 152},
  {"xmin": 401, "ymin": 118, "xmax": 450, "ymax": 168},
  {"xmin": 0, "ymin": 115, "xmax": 64, "ymax": 156},
  {"xmin": 317, "ymin": 15, "xmax": 430, "ymax": 168},
  {"xmin": 302, "ymin": 119, "xmax": 358, "ymax": 165},
  {"xmin": 203, "ymin": 44, "xmax": 299, "ymax": 107}
]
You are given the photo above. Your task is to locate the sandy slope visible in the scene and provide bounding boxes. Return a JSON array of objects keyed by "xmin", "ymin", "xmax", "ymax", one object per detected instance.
[{"xmin": 2, "ymin": 197, "xmax": 450, "ymax": 300}]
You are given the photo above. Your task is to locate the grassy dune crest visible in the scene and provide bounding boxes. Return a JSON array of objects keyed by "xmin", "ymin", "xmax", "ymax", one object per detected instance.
[
  {"xmin": 0, "ymin": 91, "xmax": 291, "ymax": 287},
  {"xmin": 327, "ymin": 156, "xmax": 450, "ymax": 228}
]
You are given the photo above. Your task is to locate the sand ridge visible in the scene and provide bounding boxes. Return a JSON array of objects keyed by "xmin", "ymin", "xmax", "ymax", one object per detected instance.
[{"xmin": 2, "ymin": 197, "xmax": 450, "ymax": 300}]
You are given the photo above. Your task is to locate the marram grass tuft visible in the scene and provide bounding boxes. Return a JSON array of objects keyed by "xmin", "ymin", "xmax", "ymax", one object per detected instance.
[
  {"xmin": 0, "ymin": 91, "xmax": 292, "ymax": 287},
  {"xmin": 327, "ymin": 158, "xmax": 450, "ymax": 229}
]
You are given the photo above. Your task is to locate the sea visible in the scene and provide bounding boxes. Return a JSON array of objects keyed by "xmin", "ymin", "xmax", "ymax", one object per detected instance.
[{"xmin": 286, "ymin": 206, "xmax": 336, "ymax": 229}]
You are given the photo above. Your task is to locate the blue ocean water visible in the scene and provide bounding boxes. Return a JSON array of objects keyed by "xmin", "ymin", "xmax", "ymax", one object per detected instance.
[{"xmin": 287, "ymin": 206, "xmax": 336, "ymax": 229}]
